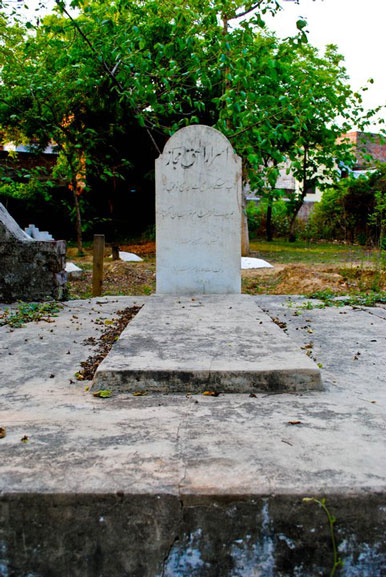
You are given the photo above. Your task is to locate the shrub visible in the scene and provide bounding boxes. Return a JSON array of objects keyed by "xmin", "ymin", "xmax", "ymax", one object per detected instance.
[{"xmin": 247, "ymin": 199, "xmax": 290, "ymax": 239}]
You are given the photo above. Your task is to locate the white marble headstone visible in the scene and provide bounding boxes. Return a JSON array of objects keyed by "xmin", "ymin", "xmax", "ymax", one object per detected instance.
[{"xmin": 156, "ymin": 125, "xmax": 242, "ymax": 294}]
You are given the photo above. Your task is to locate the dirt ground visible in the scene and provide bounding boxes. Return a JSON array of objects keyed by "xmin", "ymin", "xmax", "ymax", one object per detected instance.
[
  {"xmin": 67, "ymin": 241, "xmax": 386, "ymax": 298},
  {"xmin": 242, "ymin": 263, "xmax": 386, "ymax": 295}
]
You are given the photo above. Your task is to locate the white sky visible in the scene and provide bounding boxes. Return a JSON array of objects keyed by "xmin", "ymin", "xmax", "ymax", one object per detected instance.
[
  {"xmin": 6, "ymin": 0, "xmax": 386, "ymax": 128},
  {"xmin": 264, "ymin": 0, "xmax": 386, "ymax": 127}
]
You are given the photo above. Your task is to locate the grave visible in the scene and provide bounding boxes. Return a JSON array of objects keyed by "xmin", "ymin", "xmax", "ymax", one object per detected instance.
[
  {"xmin": 0, "ymin": 203, "xmax": 67, "ymax": 302},
  {"xmin": 94, "ymin": 125, "xmax": 321, "ymax": 392},
  {"xmin": 24, "ymin": 224, "xmax": 54, "ymax": 241},
  {"xmin": 156, "ymin": 124, "xmax": 241, "ymax": 294},
  {"xmin": 0, "ymin": 295, "xmax": 385, "ymax": 576}
]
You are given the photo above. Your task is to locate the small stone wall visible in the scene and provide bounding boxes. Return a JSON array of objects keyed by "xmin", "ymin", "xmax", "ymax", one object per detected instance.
[{"xmin": 0, "ymin": 203, "xmax": 67, "ymax": 303}]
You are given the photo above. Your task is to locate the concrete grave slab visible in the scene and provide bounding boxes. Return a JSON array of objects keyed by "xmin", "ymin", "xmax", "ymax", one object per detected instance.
[
  {"xmin": 93, "ymin": 295, "xmax": 321, "ymax": 393},
  {"xmin": 0, "ymin": 296, "xmax": 386, "ymax": 576},
  {"xmin": 25, "ymin": 224, "xmax": 54, "ymax": 241},
  {"xmin": 241, "ymin": 256, "xmax": 273, "ymax": 269},
  {"xmin": 156, "ymin": 125, "xmax": 242, "ymax": 294},
  {"xmin": 111, "ymin": 250, "xmax": 143, "ymax": 262},
  {"xmin": 65, "ymin": 261, "xmax": 83, "ymax": 279}
]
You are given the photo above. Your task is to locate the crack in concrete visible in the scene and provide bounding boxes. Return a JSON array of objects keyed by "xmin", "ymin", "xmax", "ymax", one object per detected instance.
[
  {"xmin": 360, "ymin": 307, "xmax": 386, "ymax": 321},
  {"xmin": 177, "ymin": 397, "xmax": 194, "ymax": 495},
  {"xmin": 160, "ymin": 398, "xmax": 192, "ymax": 577}
]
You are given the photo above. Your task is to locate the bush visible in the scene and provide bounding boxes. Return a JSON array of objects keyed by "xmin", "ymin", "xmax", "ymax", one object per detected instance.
[
  {"xmin": 307, "ymin": 169, "xmax": 386, "ymax": 244},
  {"xmin": 247, "ymin": 199, "xmax": 290, "ymax": 239},
  {"xmin": 0, "ymin": 178, "xmax": 52, "ymax": 202}
]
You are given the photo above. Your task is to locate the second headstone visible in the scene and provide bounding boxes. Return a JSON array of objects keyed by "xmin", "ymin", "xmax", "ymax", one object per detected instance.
[{"xmin": 156, "ymin": 125, "xmax": 242, "ymax": 294}]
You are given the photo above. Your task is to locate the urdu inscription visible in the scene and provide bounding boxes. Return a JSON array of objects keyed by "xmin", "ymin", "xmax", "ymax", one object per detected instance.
[{"xmin": 156, "ymin": 125, "xmax": 242, "ymax": 295}]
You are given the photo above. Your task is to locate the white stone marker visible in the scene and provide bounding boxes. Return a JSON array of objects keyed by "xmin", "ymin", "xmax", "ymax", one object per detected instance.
[{"xmin": 156, "ymin": 125, "xmax": 242, "ymax": 294}]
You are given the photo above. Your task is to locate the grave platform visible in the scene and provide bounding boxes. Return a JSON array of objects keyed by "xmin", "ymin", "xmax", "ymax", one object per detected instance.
[
  {"xmin": 93, "ymin": 295, "xmax": 321, "ymax": 393},
  {"xmin": 1, "ymin": 296, "xmax": 386, "ymax": 576}
]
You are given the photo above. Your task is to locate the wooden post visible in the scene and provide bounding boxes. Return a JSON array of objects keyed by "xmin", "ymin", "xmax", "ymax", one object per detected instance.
[
  {"xmin": 92, "ymin": 234, "xmax": 105, "ymax": 297},
  {"xmin": 112, "ymin": 244, "xmax": 120, "ymax": 261}
]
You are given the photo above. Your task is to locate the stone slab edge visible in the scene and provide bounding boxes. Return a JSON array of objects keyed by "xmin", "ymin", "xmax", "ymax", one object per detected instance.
[{"xmin": 93, "ymin": 295, "xmax": 321, "ymax": 393}]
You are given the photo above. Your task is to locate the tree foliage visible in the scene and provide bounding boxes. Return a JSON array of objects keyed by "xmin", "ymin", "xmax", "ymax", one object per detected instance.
[
  {"xmin": 0, "ymin": 0, "xmax": 382, "ymax": 245},
  {"xmin": 310, "ymin": 164, "xmax": 386, "ymax": 247}
]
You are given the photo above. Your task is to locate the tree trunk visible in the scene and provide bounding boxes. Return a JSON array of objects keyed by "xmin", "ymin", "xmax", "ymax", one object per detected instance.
[
  {"xmin": 288, "ymin": 211, "xmax": 298, "ymax": 243},
  {"xmin": 266, "ymin": 196, "xmax": 273, "ymax": 242},
  {"xmin": 288, "ymin": 146, "xmax": 308, "ymax": 242},
  {"xmin": 112, "ymin": 245, "xmax": 120, "ymax": 260},
  {"xmin": 71, "ymin": 181, "xmax": 84, "ymax": 255},
  {"xmin": 241, "ymin": 192, "xmax": 249, "ymax": 256}
]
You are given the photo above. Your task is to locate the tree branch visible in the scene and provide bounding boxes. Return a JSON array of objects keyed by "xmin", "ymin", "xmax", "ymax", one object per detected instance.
[
  {"xmin": 232, "ymin": 2, "xmax": 263, "ymax": 20},
  {"xmin": 53, "ymin": 1, "xmax": 161, "ymax": 154},
  {"xmin": 54, "ymin": 0, "xmax": 124, "ymax": 91}
]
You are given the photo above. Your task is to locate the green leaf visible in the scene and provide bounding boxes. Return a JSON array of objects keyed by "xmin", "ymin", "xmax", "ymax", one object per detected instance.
[
  {"xmin": 296, "ymin": 19, "xmax": 307, "ymax": 31},
  {"xmin": 93, "ymin": 390, "xmax": 113, "ymax": 398}
]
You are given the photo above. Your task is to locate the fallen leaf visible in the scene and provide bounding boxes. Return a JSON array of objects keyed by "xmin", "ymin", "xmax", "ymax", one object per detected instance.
[
  {"xmin": 249, "ymin": 393, "xmax": 257, "ymax": 398},
  {"xmin": 133, "ymin": 392, "xmax": 147, "ymax": 396},
  {"xmin": 93, "ymin": 390, "xmax": 112, "ymax": 398},
  {"xmin": 0, "ymin": 427, "xmax": 6, "ymax": 439},
  {"xmin": 288, "ymin": 420, "xmax": 302, "ymax": 425},
  {"xmin": 21, "ymin": 435, "xmax": 29, "ymax": 443},
  {"xmin": 203, "ymin": 391, "xmax": 220, "ymax": 397}
]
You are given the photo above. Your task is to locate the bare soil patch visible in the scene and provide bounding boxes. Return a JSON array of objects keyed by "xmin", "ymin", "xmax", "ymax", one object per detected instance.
[
  {"xmin": 67, "ymin": 240, "xmax": 385, "ymax": 297},
  {"xmin": 69, "ymin": 261, "xmax": 156, "ymax": 299},
  {"xmin": 242, "ymin": 263, "xmax": 386, "ymax": 295}
]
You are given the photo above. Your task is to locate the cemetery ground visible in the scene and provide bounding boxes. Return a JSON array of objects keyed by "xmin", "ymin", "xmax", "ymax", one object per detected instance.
[
  {"xmin": 1, "ymin": 240, "xmax": 386, "ymax": 575},
  {"xmin": 67, "ymin": 239, "xmax": 386, "ymax": 299}
]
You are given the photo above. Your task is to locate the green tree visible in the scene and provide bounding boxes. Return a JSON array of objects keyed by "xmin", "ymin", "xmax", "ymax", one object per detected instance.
[
  {"xmin": 0, "ymin": 0, "xmax": 380, "ymax": 249},
  {"xmin": 280, "ymin": 43, "xmax": 378, "ymax": 241}
]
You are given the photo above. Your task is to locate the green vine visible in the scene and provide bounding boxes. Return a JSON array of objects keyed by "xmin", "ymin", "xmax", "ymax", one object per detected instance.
[{"xmin": 303, "ymin": 497, "xmax": 344, "ymax": 577}]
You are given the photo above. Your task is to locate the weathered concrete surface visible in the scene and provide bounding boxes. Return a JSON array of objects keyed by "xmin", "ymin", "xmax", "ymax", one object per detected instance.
[
  {"xmin": 0, "ymin": 296, "xmax": 386, "ymax": 576},
  {"xmin": 93, "ymin": 295, "xmax": 321, "ymax": 393},
  {"xmin": 0, "ymin": 203, "xmax": 67, "ymax": 302}
]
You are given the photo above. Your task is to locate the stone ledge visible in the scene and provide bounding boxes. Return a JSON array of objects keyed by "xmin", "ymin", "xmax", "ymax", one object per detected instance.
[{"xmin": 93, "ymin": 295, "xmax": 321, "ymax": 393}]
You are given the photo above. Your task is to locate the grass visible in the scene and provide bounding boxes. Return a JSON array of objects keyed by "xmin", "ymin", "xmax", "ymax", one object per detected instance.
[
  {"xmin": 249, "ymin": 239, "xmax": 373, "ymax": 265},
  {"xmin": 0, "ymin": 301, "xmax": 63, "ymax": 328}
]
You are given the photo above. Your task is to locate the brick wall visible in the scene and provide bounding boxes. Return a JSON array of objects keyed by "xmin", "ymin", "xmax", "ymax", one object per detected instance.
[{"xmin": 341, "ymin": 131, "xmax": 386, "ymax": 169}]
